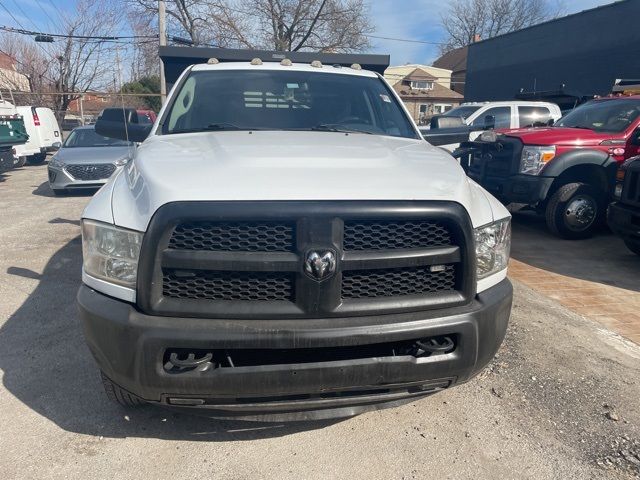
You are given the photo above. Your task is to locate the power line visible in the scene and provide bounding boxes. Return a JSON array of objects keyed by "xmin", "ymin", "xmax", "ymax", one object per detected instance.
[
  {"xmin": 0, "ymin": 25, "xmax": 158, "ymax": 42},
  {"xmin": 365, "ymin": 34, "xmax": 446, "ymax": 46}
]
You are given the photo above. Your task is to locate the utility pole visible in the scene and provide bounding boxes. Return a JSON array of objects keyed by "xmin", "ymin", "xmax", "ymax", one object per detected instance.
[{"xmin": 159, "ymin": 0, "xmax": 167, "ymax": 103}]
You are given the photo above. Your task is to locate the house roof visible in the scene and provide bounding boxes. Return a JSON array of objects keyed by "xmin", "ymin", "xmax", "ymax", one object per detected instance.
[
  {"xmin": 433, "ymin": 46, "xmax": 468, "ymax": 73},
  {"xmin": 393, "ymin": 68, "xmax": 463, "ymax": 100}
]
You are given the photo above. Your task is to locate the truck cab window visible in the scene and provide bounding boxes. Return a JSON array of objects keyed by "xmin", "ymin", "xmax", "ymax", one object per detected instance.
[{"xmin": 162, "ymin": 70, "xmax": 418, "ymax": 139}]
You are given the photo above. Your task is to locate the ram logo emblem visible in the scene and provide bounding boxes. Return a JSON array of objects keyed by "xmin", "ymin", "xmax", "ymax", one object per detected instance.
[{"xmin": 304, "ymin": 250, "xmax": 336, "ymax": 281}]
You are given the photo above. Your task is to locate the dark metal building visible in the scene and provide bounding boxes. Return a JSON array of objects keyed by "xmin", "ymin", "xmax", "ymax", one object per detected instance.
[{"xmin": 464, "ymin": 0, "xmax": 640, "ymax": 109}]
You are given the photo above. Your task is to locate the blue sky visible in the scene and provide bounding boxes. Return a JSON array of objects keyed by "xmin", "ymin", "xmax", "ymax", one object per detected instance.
[{"xmin": 0, "ymin": 0, "xmax": 618, "ymax": 65}]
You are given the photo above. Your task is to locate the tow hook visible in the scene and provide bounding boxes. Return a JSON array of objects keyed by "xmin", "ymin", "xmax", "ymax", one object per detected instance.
[
  {"xmin": 415, "ymin": 336, "xmax": 455, "ymax": 356},
  {"xmin": 164, "ymin": 352, "xmax": 214, "ymax": 373}
]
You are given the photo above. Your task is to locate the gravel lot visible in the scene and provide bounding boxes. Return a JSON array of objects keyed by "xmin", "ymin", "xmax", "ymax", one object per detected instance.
[{"xmin": 1, "ymin": 164, "xmax": 639, "ymax": 480}]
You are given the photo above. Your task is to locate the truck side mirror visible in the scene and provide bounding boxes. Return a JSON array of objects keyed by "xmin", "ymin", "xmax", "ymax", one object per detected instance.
[
  {"xmin": 430, "ymin": 115, "xmax": 465, "ymax": 129},
  {"xmin": 95, "ymin": 107, "xmax": 151, "ymax": 143},
  {"xmin": 484, "ymin": 115, "xmax": 496, "ymax": 130}
]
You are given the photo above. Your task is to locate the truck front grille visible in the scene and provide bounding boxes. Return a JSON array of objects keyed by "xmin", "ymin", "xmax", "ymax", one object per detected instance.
[
  {"xmin": 343, "ymin": 220, "xmax": 451, "ymax": 250},
  {"xmin": 138, "ymin": 202, "xmax": 475, "ymax": 319},
  {"xmin": 163, "ymin": 270, "xmax": 293, "ymax": 301},
  {"xmin": 65, "ymin": 163, "xmax": 116, "ymax": 181},
  {"xmin": 169, "ymin": 222, "xmax": 294, "ymax": 252},
  {"xmin": 466, "ymin": 137, "xmax": 523, "ymax": 181},
  {"xmin": 342, "ymin": 265, "xmax": 456, "ymax": 299},
  {"xmin": 622, "ymin": 165, "xmax": 640, "ymax": 207}
]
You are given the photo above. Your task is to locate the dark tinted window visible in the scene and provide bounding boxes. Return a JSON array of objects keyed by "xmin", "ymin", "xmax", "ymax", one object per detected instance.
[
  {"xmin": 63, "ymin": 128, "xmax": 132, "ymax": 147},
  {"xmin": 518, "ymin": 106, "xmax": 552, "ymax": 128},
  {"xmin": 471, "ymin": 106, "xmax": 511, "ymax": 128},
  {"xmin": 444, "ymin": 105, "xmax": 481, "ymax": 120},
  {"xmin": 556, "ymin": 99, "xmax": 640, "ymax": 133},
  {"xmin": 163, "ymin": 70, "xmax": 418, "ymax": 139}
]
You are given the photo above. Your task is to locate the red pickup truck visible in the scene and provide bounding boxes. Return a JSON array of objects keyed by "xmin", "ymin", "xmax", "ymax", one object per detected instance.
[{"xmin": 456, "ymin": 96, "xmax": 640, "ymax": 238}]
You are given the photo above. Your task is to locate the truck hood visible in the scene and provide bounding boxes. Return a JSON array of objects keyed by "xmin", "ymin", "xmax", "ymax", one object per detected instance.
[
  {"xmin": 92, "ymin": 130, "xmax": 505, "ymax": 231},
  {"xmin": 501, "ymin": 127, "xmax": 617, "ymax": 146}
]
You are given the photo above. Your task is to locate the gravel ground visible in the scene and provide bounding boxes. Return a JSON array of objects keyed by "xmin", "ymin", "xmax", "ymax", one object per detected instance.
[{"xmin": 0, "ymin": 164, "xmax": 639, "ymax": 480}]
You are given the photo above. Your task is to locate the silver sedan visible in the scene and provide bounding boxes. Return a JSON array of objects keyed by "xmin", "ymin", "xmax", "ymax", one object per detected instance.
[{"xmin": 48, "ymin": 126, "xmax": 134, "ymax": 195}]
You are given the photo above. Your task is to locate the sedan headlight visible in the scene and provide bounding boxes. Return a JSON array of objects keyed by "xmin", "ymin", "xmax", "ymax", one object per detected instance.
[
  {"xmin": 475, "ymin": 218, "xmax": 511, "ymax": 280},
  {"xmin": 115, "ymin": 157, "xmax": 131, "ymax": 167},
  {"xmin": 82, "ymin": 219, "xmax": 143, "ymax": 288},
  {"xmin": 520, "ymin": 146, "xmax": 556, "ymax": 175}
]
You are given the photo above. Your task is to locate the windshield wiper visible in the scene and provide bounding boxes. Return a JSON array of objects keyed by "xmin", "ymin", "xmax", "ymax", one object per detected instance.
[
  {"xmin": 561, "ymin": 124, "xmax": 594, "ymax": 130},
  {"xmin": 310, "ymin": 124, "xmax": 373, "ymax": 135},
  {"xmin": 170, "ymin": 123, "xmax": 250, "ymax": 134}
]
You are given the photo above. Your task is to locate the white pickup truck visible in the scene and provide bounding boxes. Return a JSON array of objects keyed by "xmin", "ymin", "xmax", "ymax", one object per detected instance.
[
  {"xmin": 421, "ymin": 101, "xmax": 562, "ymax": 151},
  {"xmin": 78, "ymin": 49, "xmax": 513, "ymax": 420}
]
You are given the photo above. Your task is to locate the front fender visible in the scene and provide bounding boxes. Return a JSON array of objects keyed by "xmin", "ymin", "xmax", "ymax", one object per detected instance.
[{"xmin": 542, "ymin": 148, "xmax": 613, "ymax": 177}]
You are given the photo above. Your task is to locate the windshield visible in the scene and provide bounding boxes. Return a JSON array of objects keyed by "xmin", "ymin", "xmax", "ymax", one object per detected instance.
[
  {"xmin": 162, "ymin": 70, "xmax": 419, "ymax": 139},
  {"xmin": 63, "ymin": 128, "xmax": 133, "ymax": 148},
  {"xmin": 555, "ymin": 99, "xmax": 640, "ymax": 133},
  {"xmin": 443, "ymin": 105, "xmax": 481, "ymax": 120}
]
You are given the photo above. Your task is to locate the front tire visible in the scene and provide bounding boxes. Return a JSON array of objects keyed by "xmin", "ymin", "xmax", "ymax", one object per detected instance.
[
  {"xmin": 14, "ymin": 156, "xmax": 26, "ymax": 168},
  {"xmin": 624, "ymin": 239, "xmax": 640, "ymax": 256},
  {"xmin": 545, "ymin": 182, "xmax": 604, "ymax": 239},
  {"xmin": 100, "ymin": 371, "xmax": 145, "ymax": 407}
]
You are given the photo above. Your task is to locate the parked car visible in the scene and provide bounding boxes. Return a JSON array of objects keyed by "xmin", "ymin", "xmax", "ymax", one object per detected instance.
[
  {"xmin": 454, "ymin": 96, "xmax": 640, "ymax": 239},
  {"xmin": 14, "ymin": 107, "xmax": 62, "ymax": 165},
  {"xmin": 137, "ymin": 109, "xmax": 157, "ymax": 124},
  {"xmin": 78, "ymin": 51, "xmax": 513, "ymax": 419},
  {"xmin": 608, "ymin": 156, "xmax": 640, "ymax": 255},
  {"xmin": 421, "ymin": 101, "xmax": 562, "ymax": 151},
  {"xmin": 61, "ymin": 117, "xmax": 82, "ymax": 132},
  {"xmin": 47, "ymin": 125, "xmax": 134, "ymax": 195}
]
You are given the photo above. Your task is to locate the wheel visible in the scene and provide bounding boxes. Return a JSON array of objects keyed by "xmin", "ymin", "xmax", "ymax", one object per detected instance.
[
  {"xmin": 26, "ymin": 153, "xmax": 46, "ymax": 165},
  {"xmin": 100, "ymin": 371, "xmax": 145, "ymax": 407},
  {"xmin": 545, "ymin": 182, "xmax": 605, "ymax": 239},
  {"xmin": 51, "ymin": 188, "xmax": 67, "ymax": 196},
  {"xmin": 14, "ymin": 156, "xmax": 26, "ymax": 168},
  {"xmin": 624, "ymin": 239, "xmax": 640, "ymax": 256}
]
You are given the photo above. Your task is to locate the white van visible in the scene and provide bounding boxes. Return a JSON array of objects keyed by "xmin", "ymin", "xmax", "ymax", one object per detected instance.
[{"xmin": 15, "ymin": 107, "xmax": 62, "ymax": 164}]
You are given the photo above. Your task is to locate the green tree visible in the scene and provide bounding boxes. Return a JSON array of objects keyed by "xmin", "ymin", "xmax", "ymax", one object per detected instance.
[{"xmin": 121, "ymin": 75, "xmax": 162, "ymax": 112}]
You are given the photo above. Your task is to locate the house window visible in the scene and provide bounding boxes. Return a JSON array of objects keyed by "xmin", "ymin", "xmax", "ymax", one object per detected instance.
[
  {"xmin": 434, "ymin": 104, "xmax": 453, "ymax": 114},
  {"xmin": 410, "ymin": 81, "xmax": 433, "ymax": 90}
]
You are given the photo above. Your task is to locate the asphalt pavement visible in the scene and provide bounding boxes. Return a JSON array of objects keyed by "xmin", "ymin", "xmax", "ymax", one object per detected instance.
[{"xmin": 0, "ymin": 164, "xmax": 639, "ymax": 479}]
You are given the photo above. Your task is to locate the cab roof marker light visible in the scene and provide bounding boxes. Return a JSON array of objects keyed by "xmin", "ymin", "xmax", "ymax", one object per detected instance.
[
  {"xmin": 280, "ymin": 58, "xmax": 292, "ymax": 66},
  {"xmin": 350, "ymin": 63, "xmax": 362, "ymax": 70},
  {"xmin": 250, "ymin": 58, "xmax": 263, "ymax": 65},
  {"xmin": 207, "ymin": 58, "xmax": 219, "ymax": 64},
  {"xmin": 310, "ymin": 60, "xmax": 323, "ymax": 68}
]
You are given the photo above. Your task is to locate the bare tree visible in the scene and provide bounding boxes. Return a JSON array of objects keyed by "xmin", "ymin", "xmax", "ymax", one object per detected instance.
[
  {"xmin": 49, "ymin": 0, "xmax": 124, "ymax": 122},
  {"xmin": 128, "ymin": 0, "xmax": 372, "ymax": 52},
  {"xmin": 439, "ymin": 0, "xmax": 563, "ymax": 54}
]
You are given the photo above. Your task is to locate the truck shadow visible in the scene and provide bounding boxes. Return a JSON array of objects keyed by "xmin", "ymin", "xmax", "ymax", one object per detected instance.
[
  {"xmin": 0, "ymin": 237, "xmax": 341, "ymax": 441},
  {"xmin": 32, "ymin": 181, "xmax": 99, "ymax": 198},
  {"xmin": 510, "ymin": 210, "xmax": 640, "ymax": 292}
]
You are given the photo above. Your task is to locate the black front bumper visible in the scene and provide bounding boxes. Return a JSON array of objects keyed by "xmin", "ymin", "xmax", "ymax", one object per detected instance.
[
  {"xmin": 78, "ymin": 279, "xmax": 512, "ymax": 420},
  {"xmin": 608, "ymin": 201, "xmax": 640, "ymax": 242},
  {"xmin": 468, "ymin": 172, "xmax": 554, "ymax": 205}
]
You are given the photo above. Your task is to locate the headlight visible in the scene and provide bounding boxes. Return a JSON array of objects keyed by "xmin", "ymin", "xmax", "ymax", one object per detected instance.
[
  {"xmin": 115, "ymin": 157, "xmax": 130, "ymax": 167},
  {"xmin": 520, "ymin": 146, "xmax": 556, "ymax": 175},
  {"xmin": 82, "ymin": 219, "xmax": 143, "ymax": 288},
  {"xmin": 474, "ymin": 218, "xmax": 511, "ymax": 280},
  {"xmin": 48, "ymin": 157, "xmax": 64, "ymax": 168}
]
